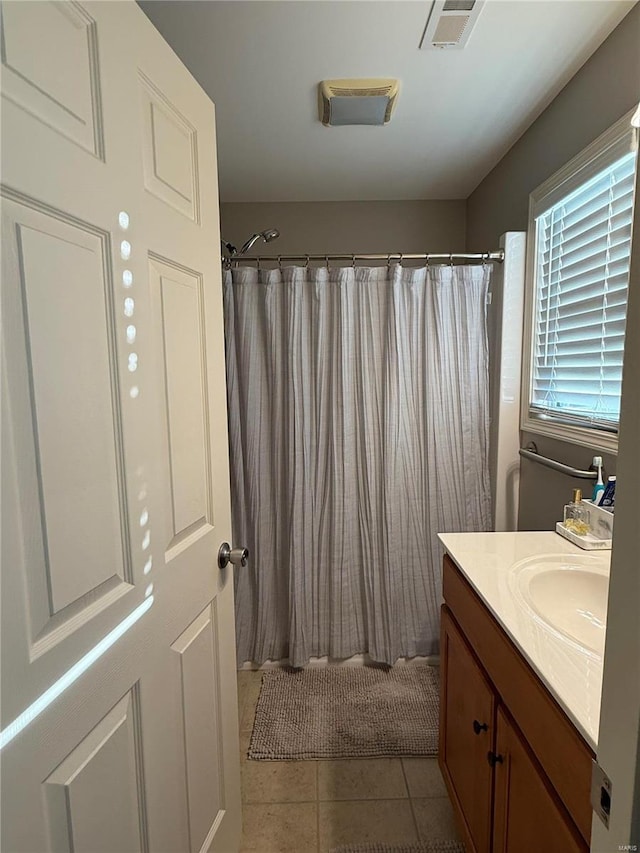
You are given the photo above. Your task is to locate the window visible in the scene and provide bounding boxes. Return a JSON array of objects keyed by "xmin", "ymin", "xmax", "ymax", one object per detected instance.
[{"xmin": 523, "ymin": 113, "xmax": 638, "ymax": 452}]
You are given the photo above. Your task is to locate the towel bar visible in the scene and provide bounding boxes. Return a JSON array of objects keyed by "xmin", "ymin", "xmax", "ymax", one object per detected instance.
[{"xmin": 518, "ymin": 442, "xmax": 597, "ymax": 480}]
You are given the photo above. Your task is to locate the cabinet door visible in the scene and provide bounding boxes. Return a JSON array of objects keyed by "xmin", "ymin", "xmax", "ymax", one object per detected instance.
[
  {"xmin": 492, "ymin": 708, "xmax": 587, "ymax": 853},
  {"xmin": 440, "ymin": 606, "xmax": 496, "ymax": 853}
]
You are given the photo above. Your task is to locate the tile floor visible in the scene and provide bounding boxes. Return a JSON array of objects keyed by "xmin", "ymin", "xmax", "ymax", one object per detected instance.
[{"xmin": 237, "ymin": 670, "xmax": 462, "ymax": 853}]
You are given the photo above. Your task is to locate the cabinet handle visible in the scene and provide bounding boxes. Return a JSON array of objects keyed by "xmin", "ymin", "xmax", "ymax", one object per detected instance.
[
  {"xmin": 487, "ymin": 751, "xmax": 504, "ymax": 767},
  {"xmin": 473, "ymin": 719, "xmax": 488, "ymax": 735}
]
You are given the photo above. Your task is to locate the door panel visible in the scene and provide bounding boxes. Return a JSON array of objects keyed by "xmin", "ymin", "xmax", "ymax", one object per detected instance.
[
  {"xmin": 44, "ymin": 691, "xmax": 144, "ymax": 853},
  {"xmin": 1, "ymin": 2, "xmax": 241, "ymax": 851},
  {"xmin": 0, "ymin": 0, "xmax": 104, "ymax": 157},
  {"xmin": 149, "ymin": 256, "xmax": 212, "ymax": 552},
  {"xmin": 171, "ymin": 605, "xmax": 225, "ymax": 853},
  {"xmin": 8, "ymin": 203, "xmax": 129, "ymax": 618},
  {"xmin": 1, "ymin": 187, "xmax": 142, "ymax": 725},
  {"xmin": 492, "ymin": 707, "xmax": 586, "ymax": 853},
  {"xmin": 139, "ymin": 71, "xmax": 199, "ymax": 222},
  {"xmin": 440, "ymin": 606, "xmax": 495, "ymax": 853}
]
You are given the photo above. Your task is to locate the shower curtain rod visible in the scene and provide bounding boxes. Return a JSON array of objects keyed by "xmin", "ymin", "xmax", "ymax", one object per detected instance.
[{"xmin": 226, "ymin": 250, "xmax": 505, "ymax": 265}]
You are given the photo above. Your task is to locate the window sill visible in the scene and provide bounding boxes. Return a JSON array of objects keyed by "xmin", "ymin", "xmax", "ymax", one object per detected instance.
[{"xmin": 521, "ymin": 415, "xmax": 618, "ymax": 456}]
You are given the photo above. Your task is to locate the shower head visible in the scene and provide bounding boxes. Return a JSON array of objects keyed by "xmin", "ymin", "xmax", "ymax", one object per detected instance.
[
  {"xmin": 221, "ymin": 238, "xmax": 237, "ymax": 256},
  {"xmin": 239, "ymin": 228, "xmax": 280, "ymax": 255}
]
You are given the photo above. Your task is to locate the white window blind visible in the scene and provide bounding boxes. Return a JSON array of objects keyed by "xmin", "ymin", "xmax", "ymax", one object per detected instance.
[{"xmin": 531, "ymin": 150, "xmax": 636, "ymax": 431}]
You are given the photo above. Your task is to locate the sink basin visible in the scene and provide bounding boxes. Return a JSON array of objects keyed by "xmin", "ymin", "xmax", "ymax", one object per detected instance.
[{"xmin": 510, "ymin": 554, "xmax": 609, "ymax": 656}]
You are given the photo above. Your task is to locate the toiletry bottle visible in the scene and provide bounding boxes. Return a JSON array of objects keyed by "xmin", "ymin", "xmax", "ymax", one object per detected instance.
[
  {"xmin": 563, "ymin": 489, "xmax": 590, "ymax": 535},
  {"xmin": 600, "ymin": 476, "xmax": 616, "ymax": 510},
  {"xmin": 592, "ymin": 456, "xmax": 605, "ymax": 505}
]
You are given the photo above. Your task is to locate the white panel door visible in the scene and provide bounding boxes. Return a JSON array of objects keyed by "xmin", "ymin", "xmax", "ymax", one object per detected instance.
[{"xmin": 0, "ymin": 2, "xmax": 242, "ymax": 851}]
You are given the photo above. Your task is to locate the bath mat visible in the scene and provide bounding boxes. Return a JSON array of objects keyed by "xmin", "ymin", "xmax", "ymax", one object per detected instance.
[
  {"xmin": 248, "ymin": 665, "xmax": 439, "ymax": 760},
  {"xmin": 330, "ymin": 843, "xmax": 464, "ymax": 853}
]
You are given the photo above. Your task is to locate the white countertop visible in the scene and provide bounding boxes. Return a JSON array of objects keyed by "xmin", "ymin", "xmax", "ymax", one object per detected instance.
[{"xmin": 438, "ymin": 531, "xmax": 610, "ymax": 751}]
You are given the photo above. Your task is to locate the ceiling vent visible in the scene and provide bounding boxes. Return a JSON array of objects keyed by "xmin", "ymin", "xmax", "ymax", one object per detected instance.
[
  {"xmin": 318, "ymin": 79, "xmax": 400, "ymax": 127},
  {"xmin": 420, "ymin": 0, "xmax": 484, "ymax": 50}
]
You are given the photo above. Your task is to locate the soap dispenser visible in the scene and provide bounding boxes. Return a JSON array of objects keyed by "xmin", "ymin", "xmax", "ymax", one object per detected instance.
[{"xmin": 563, "ymin": 489, "xmax": 590, "ymax": 535}]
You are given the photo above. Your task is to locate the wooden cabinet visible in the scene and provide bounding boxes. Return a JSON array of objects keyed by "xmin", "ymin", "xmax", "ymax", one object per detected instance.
[
  {"xmin": 440, "ymin": 609, "xmax": 495, "ymax": 852},
  {"xmin": 439, "ymin": 555, "xmax": 593, "ymax": 853},
  {"xmin": 492, "ymin": 708, "xmax": 584, "ymax": 853}
]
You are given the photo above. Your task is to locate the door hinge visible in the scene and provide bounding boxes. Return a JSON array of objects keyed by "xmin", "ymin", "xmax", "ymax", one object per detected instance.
[{"xmin": 591, "ymin": 759, "xmax": 612, "ymax": 829}]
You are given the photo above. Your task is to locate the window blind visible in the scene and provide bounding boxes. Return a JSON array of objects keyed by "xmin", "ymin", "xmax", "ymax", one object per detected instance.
[{"xmin": 531, "ymin": 150, "xmax": 636, "ymax": 431}]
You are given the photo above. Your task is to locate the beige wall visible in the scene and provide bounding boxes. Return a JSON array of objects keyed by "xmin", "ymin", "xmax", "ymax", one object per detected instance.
[
  {"xmin": 220, "ymin": 200, "xmax": 466, "ymax": 257},
  {"xmin": 466, "ymin": 4, "xmax": 640, "ymax": 530},
  {"xmin": 466, "ymin": 4, "xmax": 640, "ymax": 251}
]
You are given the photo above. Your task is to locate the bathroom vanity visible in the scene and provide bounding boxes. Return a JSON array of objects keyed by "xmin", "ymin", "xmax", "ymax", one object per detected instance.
[{"xmin": 438, "ymin": 532, "xmax": 609, "ymax": 853}]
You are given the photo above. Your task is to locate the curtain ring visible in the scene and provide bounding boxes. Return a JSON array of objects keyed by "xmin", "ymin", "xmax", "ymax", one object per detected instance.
[
  {"xmin": 387, "ymin": 254, "xmax": 392, "ymax": 270},
  {"xmin": 426, "ymin": 254, "xmax": 431, "ymax": 269},
  {"xmin": 277, "ymin": 255, "xmax": 282, "ymax": 271},
  {"xmin": 399, "ymin": 253, "xmax": 404, "ymax": 267},
  {"xmin": 352, "ymin": 254, "xmax": 356, "ymax": 269},
  {"xmin": 449, "ymin": 253, "xmax": 454, "ymax": 268},
  {"xmin": 482, "ymin": 252, "xmax": 487, "ymax": 268},
  {"xmin": 325, "ymin": 255, "xmax": 329, "ymax": 270},
  {"xmin": 305, "ymin": 254, "xmax": 310, "ymax": 269},
  {"xmin": 257, "ymin": 256, "xmax": 261, "ymax": 272}
]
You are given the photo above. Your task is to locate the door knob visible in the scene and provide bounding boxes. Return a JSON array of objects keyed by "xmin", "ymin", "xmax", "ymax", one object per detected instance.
[
  {"xmin": 473, "ymin": 719, "xmax": 489, "ymax": 735},
  {"xmin": 218, "ymin": 542, "xmax": 249, "ymax": 569},
  {"xmin": 487, "ymin": 751, "xmax": 504, "ymax": 767}
]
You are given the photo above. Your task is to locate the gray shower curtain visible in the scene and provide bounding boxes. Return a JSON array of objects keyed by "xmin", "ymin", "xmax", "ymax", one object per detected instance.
[{"xmin": 224, "ymin": 262, "xmax": 491, "ymax": 667}]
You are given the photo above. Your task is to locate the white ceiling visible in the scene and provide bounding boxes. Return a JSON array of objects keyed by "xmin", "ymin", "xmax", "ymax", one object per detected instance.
[{"xmin": 139, "ymin": 1, "xmax": 634, "ymax": 202}]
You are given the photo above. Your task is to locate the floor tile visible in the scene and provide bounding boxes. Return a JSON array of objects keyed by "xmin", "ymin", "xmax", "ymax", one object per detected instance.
[
  {"xmin": 237, "ymin": 671, "xmax": 262, "ymax": 713},
  {"xmin": 412, "ymin": 796, "xmax": 461, "ymax": 842},
  {"xmin": 240, "ymin": 802, "xmax": 317, "ymax": 852},
  {"xmin": 237, "ymin": 669, "xmax": 262, "ymax": 685},
  {"xmin": 319, "ymin": 799, "xmax": 417, "ymax": 850},
  {"xmin": 318, "ymin": 759, "xmax": 408, "ymax": 801},
  {"xmin": 240, "ymin": 691, "xmax": 259, "ymax": 732},
  {"xmin": 237, "ymin": 695, "xmax": 245, "ymax": 726},
  {"xmin": 402, "ymin": 758, "xmax": 448, "ymax": 798},
  {"xmin": 239, "ymin": 729, "xmax": 252, "ymax": 762},
  {"xmin": 242, "ymin": 759, "xmax": 317, "ymax": 803}
]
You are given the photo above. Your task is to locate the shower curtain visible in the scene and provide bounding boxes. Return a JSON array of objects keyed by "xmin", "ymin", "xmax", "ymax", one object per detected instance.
[{"xmin": 224, "ymin": 262, "xmax": 492, "ymax": 668}]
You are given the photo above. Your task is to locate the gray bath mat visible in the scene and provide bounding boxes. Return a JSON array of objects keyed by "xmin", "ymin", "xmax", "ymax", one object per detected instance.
[
  {"xmin": 330, "ymin": 844, "xmax": 464, "ymax": 853},
  {"xmin": 248, "ymin": 665, "xmax": 439, "ymax": 760}
]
